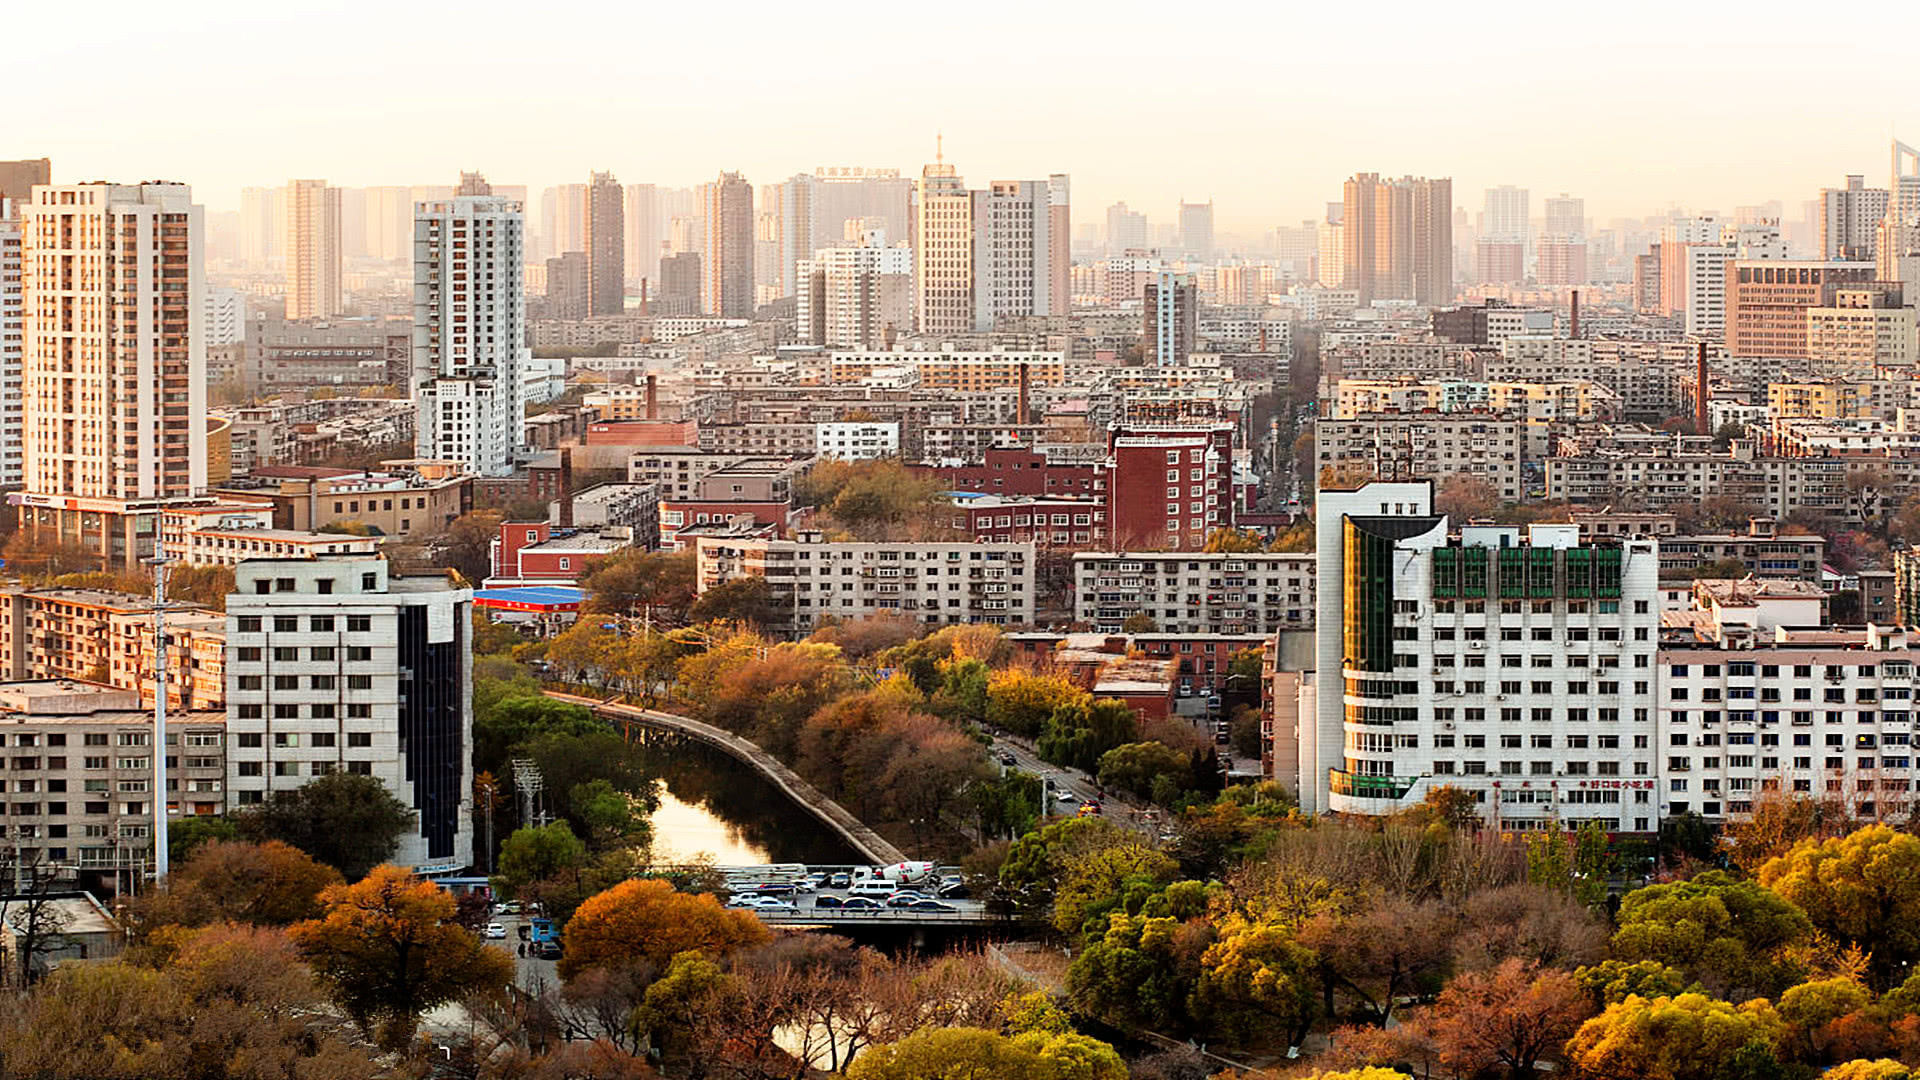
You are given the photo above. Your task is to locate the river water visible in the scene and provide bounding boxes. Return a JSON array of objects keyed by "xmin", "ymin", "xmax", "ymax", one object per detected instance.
[{"xmin": 631, "ymin": 734, "xmax": 863, "ymax": 867}]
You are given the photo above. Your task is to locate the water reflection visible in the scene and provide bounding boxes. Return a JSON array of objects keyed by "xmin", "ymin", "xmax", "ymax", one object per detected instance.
[{"xmin": 630, "ymin": 732, "xmax": 863, "ymax": 867}]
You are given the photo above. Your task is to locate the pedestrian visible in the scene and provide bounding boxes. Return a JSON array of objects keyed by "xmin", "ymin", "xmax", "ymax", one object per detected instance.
[{"xmin": 517, "ymin": 942, "xmax": 526, "ymax": 958}]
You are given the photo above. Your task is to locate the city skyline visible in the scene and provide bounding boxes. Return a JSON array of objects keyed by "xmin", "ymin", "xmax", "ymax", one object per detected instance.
[{"xmin": 21, "ymin": 1, "xmax": 1920, "ymax": 232}]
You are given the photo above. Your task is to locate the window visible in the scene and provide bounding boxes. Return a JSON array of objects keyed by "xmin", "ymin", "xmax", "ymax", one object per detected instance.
[
  {"xmin": 348, "ymin": 675, "xmax": 373, "ymax": 690},
  {"xmin": 237, "ymin": 733, "xmax": 262, "ymax": 748},
  {"xmin": 311, "ymin": 733, "xmax": 337, "ymax": 748},
  {"xmin": 347, "ymin": 732, "xmax": 372, "ymax": 747},
  {"xmin": 273, "ymin": 616, "xmax": 298, "ymax": 633},
  {"xmin": 347, "ymin": 647, "xmax": 372, "ymax": 662},
  {"xmin": 347, "ymin": 616, "xmax": 371, "ymax": 633},
  {"xmin": 310, "ymin": 616, "xmax": 334, "ymax": 632},
  {"xmin": 237, "ymin": 616, "xmax": 261, "ymax": 633},
  {"xmin": 346, "ymin": 761, "xmax": 372, "ymax": 775}
]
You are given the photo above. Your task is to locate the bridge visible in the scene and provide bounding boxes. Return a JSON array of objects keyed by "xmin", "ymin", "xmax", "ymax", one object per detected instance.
[
  {"xmin": 751, "ymin": 907, "xmax": 999, "ymax": 927},
  {"xmin": 542, "ymin": 690, "xmax": 909, "ymax": 865}
]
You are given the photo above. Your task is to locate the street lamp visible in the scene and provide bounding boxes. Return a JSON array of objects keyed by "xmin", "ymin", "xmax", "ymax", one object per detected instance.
[{"xmin": 142, "ymin": 556, "xmax": 178, "ymax": 882}]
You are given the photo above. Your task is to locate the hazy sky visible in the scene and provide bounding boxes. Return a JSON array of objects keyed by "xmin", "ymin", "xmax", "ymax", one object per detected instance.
[{"xmin": 21, "ymin": 0, "xmax": 1920, "ymax": 232}]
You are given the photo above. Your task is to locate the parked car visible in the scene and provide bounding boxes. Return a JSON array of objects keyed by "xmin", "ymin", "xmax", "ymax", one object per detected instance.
[
  {"xmin": 907, "ymin": 900, "xmax": 958, "ymax": 913},
  {"xmin": 535, "ymin": 942, "xmax": 563, "ymax": 960},
  {"xmin": 1057, "ymin": 790, "xmax": 1078, "ymax": 802},
  {"xmin": 840, "ymin": 896, "xmax": 882, "ymax": 910},
  {"xmin": 885, "ymin": 891, "xmax": 928, "ymax": 908},
  {"xmin": 828, "ymin": 872, "xmax": 852, "ymax": 888},
  {"xmin": 493, "ymin": 901, "xmax": 522, "ymax": 916},
  {"xmin": 937, "ymin": 880, "xmax": 972, "ymax": 899},
  {"xmin": 999, "ymin": 753, "xmax": 1018, "ymax": 766},
  {"xmin": 749, "ymin": 898, "xmax": 796, "ymax": 913},
  {"xmin": 814, "ymin": 895, "xmax": 844, "ymax": 909},
  {"xmin": 485, "ymin": 923, "xmax": 507, "ymax": 939},
  {"xmin": 727, "ymin": 894, "xmax": 761, "ymax": 908}
]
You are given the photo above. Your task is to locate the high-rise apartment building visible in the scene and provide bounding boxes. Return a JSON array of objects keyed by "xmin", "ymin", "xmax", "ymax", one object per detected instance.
[
  {"xmin": 539, "ymin": 183, "xmax": 587, "ymax": 264},
  {"xmin": 0, "ymin": 200, "xmax": 21, "ymax": 487},
  {"xmin": 1144, "ymin": 270, "xmax": 1196, "ymax": 366},
  {"xmin": 1342, "ymin": 173, "xmax": 1452, "ymax": 306},
  {"xmin": 658, "ymin": 252, "xmax": 702, "ymax": 313},
  {"xmin": 15, "ymin": 184, "xmax": 208, "ymax": 568},
  {"xmin": 1821, "ymin": 175, "xmax": 1887, "ymax": 261},
  {"xmin": 411, "ymin": 195, "xmax": 526, "ymax": 477},
  {"xmin": 284, "ymin": 179, "xmax": 343, "ymax": 319},
  {"xmin": 585, "ymin": 172, "xmax": 624, "ymax": 317},
  {"xmin": 1543, "ymin": 194, "xmax": 1584, "ymax": 238},
  {"xmin": 912, "ymin": 156, "xmax": 1069, "ymax": 334},
  {"xmin": 762, "ymin": 174, "xmax": 816, "ymax": 301},
  {"xmin": 0, "ymin": 160, "xmax": 49, "ymax": 207},
  {"xmin": 1727, "ymin": 259, "xmax": 1878, "ymax": 357},
  {"xmin": 225, "ymin": 554, "xmax": 474, "ymax": 872},
  {"xmin": 239, "ymin": 185, "xmax": 282, "ymax": 266},
  {"xmin": 796, "ymin": 229, "xmax": 912, "ymax": 349},
  {"xmin": 543, "ymin": 251, "xmax": 588, "ymax": 321},
  {"xmin": 623, "ymin": 183, "xmax": 661, "ymax": 292},
  {"xmin": 1107, "ymin": 202, "xmax": 1148, "ymax": 255},
  {"xmin": 811, "ymin": 168, "xmax": 912, "ymax": 254},
  {"xmin": 702, "ymin": 172, "xmax": 755, "ymax": 318},
  {"xmin": 1317, "ymin": 221, "xmax": 1345, "ymax": 287},
  {"xmin": 1178, "ymin": 200, "xmax": 1214, "ymax": 260},
  {"xmin": 362, "ymin": 186, "xmax": 413, "ymax": 262}
]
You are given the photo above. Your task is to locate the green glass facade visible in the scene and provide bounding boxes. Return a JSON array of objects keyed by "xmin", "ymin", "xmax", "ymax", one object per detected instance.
[{"xmin": 1342, "ymin": 518, "xmax": 1397, "ymax": 674}]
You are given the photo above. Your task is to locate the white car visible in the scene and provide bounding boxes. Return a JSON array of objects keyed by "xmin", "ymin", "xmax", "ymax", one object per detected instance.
[
  {"xmin": 1057, "ymin": 790, "xmax": 1079, "ymax": 802},
  {"xmin": 726, "ymin": 893, "xmax": 761, "ymax": 908},
  {"xmin": 749, "ymin": 897, "xmax": 796, "ymax": 913},
  {"xmin": 485, "ymin": 923, "xmax": 507, "ymax": 939}
]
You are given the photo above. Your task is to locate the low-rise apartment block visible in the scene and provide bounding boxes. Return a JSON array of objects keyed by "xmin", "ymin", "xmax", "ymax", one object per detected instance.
[
  {"xmin": 694, "ymin": 533, "xmax": 1035, "ymax": 635},
  {"xmin": 1073, "ymin": 551, "xmax": 1315, "ymax": 635}
]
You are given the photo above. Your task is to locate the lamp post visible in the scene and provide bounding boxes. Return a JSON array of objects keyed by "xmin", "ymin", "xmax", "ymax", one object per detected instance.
[{"xmin": 143, "ymin": 556, "xmax": 177, "ymax": 882}]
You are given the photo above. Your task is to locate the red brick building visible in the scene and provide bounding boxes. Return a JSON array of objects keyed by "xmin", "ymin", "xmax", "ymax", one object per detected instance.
[
  {"xmin": 950, "ymin": 494, "xmax": 1106, "ymax": 548},
  {"xmin": 918, "ymin": 447, "xmax": 1103, "ymax": 499}
]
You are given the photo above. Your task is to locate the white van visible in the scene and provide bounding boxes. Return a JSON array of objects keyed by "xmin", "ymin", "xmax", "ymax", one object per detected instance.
[{"xmin": 849, "ymin": 880, "xmax": 897, "ymax": 899}]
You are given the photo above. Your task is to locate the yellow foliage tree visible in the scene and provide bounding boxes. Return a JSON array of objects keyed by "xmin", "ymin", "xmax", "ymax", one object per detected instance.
[
  {"xmin": 985, "ymin": 668, "xmax": 1089, "ymax": 739},
  {"xmin": 557, "ymin": 878, "xmax": 768, "ymax": 982},
  {"xmin": 1757, "ymin": 826, "xmax": 1920, "ymax": 990},
  {"xmin": 1563, "ymin": 993, "xmax": 1785, "ymax": 1080}
]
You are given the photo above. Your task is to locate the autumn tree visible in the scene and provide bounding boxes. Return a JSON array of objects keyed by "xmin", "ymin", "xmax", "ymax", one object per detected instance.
[
  {"xmin": 1574, "ymin": 959, "xmax": 1694, "ymax": 1007},
  {"xmin": 1778, "ymin": 977, "xmax": 1872, "ymax": 1065},
  {"xmin": 137, "ymin": 839, "xmax": 341, "ymax": 931},
  {"xmin": 1610, "ymin": 870, "xmax": 1812, "ymax": 999},
  {"xmin": 578, "ymin": 548, "xmax": 695, "ymax": 616},
  {"xmin": 1202, "ymin": 528, "xmax": 1265, "ymax": 553},
  {"xmin": 557, "ymin": 878, "xmax": 768, "ymax": 981},
  {"xmin": 1050, "ymin": 841, "xmax": 1179, "ymax": 938},
  {"xmin": 440, "ymin": 509, "xmax": 506, "ymax": 586},
  {"xmin": 1297, "ymin": 895, "xmax": 1454, "ymax": 1024},
  {"xmin": 986, "ymin": 668, "xmax": 1089, "ymax": 738},
  {"xmin": 1452, "ymin": 882, "xmax": 1609, "ymax": 973},
  {"xmin": 1436, "ymin": 473, "xmax": 1500, "ymax": 521},
  {"xmin": 1191, "ymin": 913, "xmax": 1320, "ymax": 1047},
  {"xmin": 1757, "ymin": 826, "xmax": 1920, "ymax": 990},
  {"xmin": 846, "ymin": 1027, "xmax": 1126, "ymax": 1080},
  {"xmin": 1425, "ymin": 958, "xmax": 1588, "ymax": 1078},
  {"xmin": 234, "ymin": 770, "xmax": 416, "ymax": 881},
  {"xmin": 1095, "ymin": 740, "xmax": 1194, "ymax": 802},
  {"xmin": 686, "ymin": 576, "xmax": 778, "ymax": 627},
  {"xmin": 1563, "ymin": 993, "xmax": 1786, "ymax": 1080},
  {"xmin": 290, "ymin": 864, "xmax": 514, "ymax": 1049}
]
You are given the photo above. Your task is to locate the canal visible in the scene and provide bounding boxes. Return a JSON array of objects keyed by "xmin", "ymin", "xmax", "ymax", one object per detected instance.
[{"xmin": 630, "ymin": 732, "xmax": 863, "ymax": 866}]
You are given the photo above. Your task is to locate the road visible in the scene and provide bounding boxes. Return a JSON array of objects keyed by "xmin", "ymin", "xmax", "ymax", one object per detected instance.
[{"xmin": 985, "ymin": 731, "xmax": 1170, "ymax": 842}]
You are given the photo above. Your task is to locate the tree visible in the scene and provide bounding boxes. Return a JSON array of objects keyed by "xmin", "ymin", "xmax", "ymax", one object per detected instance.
[
  {"xmin": 166, "ymin": 814, "xmax": 239, "ymax": 865},
  {"xmin": 234, "ymin": 771, "xmax": 416, "ymax": 881},
  {"xmin": 1757, "ymin": 826, "xmax": 1920, "ymax": 990},
  {"xmin": 1454, "ymin": 883, "xmax": 1609, "ymax": 972},
  {"xmin": 1564, "ymin": 993, "xmax": 1785, "ymax": 1080},
  {"xmin": 1724, "ymin": 790, "xmax": 1854, "ymax": 876},
  {"xmin": 1436, "ymin": 474, "xmax": 1500, "ymax": 521},
  {"xmin": 1090, "ymin": 740, "xmax": 1189, "ymax": 802},
  {"xmin": 1192, "ymin": 913, "xmax": 1320, "ymax": 1047},
  {"xmin": 579, "ymin": 548, "xmax": 696, "ymax": 616},
  {"xmin": 494, "ymin": 822, "xmax": 588, "ymax": 900},
  {"xmin": 1826, "ymin": 1062, "xmax": 1914, "ymax": 1080},
  {"xmin": 686, "ymin": 576, "xmax": 779, "ymax": 627},
  {"xmin": 1610, "ymin": 870, "xmax": 1812, "ymax": 999},
  {"xmin": 986, "ymin": 668, "xmax": 1089, "ymax": 738},
  {"xmin": 632, "ymin": 949, "xmax": 734, "ymax": 1066},
  {"xmin": 167, "ymin": 563, "xmax": 236, "ymax": 612},
  {"xmin": 1426, "ymin": 959, "xmax": 1589, "ymax": 1079},
  {"xmin": 557, "ymin": 878, "xmax": 768, "ymax": 981},
  {"xmin": 440, "ymin": 509, "xmax": 506, "ymax": 587},
  {"xmin": 1039, "ymin": 697, "xmax": 1139, "ymax": 773},
  {"xmin": 1202, "ymin": 528, "xmax": 1265, "ymax": 553},
  {"xmin": 137, "ymin": 839, "xmax": 341, "ymax": 930},
  {"xmin": 1297, "ymin": 896, "xmax": 1454, "ymax": 1025},
  {"xmin": 0, "ymin": 848, "xmax": 72, "ymax": 986},
  {"xmin": 1068, "ymin": 912, "xmax": 1206, "ymax": 1034},
  {"xmin": 1779, "ymin": 977, "xmax": 1872, "ymax": 1065},
  {"xmin": 1121, "ymin": 612, "xmax": 1158, "ymax": 634},
  {"xmin": 847, "ymin": 1027, "xmax": 1126, "ymax": 1080},
  {"xmin": 1574, "ymin": 959, "xmax": 1694, "ymax": 1007},
  {"xmin": 1051, "ymin": 841, "xmax": 1179, "ymax": 938},
  {"xmin": 289, "ymin": 864, "xmax": 514, "ymax": 1049}
]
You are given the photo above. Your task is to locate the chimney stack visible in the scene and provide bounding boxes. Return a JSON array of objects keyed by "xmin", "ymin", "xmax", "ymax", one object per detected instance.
[
  {"xmin": 639, "ymin": 277, "xmax": 649, "ymax": 317},
  {"xmin": 1017, "ymin": 363, "xmax": 1031, "ymax": 426},
  {"xmin": 1696, "ymin": 341, "xmax": 1711, "ymax": 437},
  {"xmin": 1569, "ymin": 289, "xmax": 1580, "ymax": 340},
  {"xmin": 646, "ymin": 373, "xmax": 658, "ymax": 421},
  {"xmin": 557, "ymin": 447, "xmax": 575, "ymax": 529}
]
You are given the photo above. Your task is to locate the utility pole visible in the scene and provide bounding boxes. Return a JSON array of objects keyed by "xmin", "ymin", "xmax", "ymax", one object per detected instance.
[{"xmin": 144, "ymin": 556, "xmax": 177, "ymax": 882}]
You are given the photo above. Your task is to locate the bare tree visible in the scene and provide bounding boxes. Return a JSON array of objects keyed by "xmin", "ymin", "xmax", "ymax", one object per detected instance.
[{"xmin": 0, "ymin": 848, "xmax": 73, "ymax": 987}]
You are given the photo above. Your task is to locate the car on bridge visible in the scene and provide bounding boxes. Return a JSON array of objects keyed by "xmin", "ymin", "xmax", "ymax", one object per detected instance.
[
  {"xmin": 815, "ymin": 895, "xmax": 844, "ymax": 908},
  {"xmin": 840, "ymin": 896, "xmax": 882, "ymax": 910},
  {"xmin": 827, "ymin": 872, "xmax": 852, "ymax": 888},
  {"xmin": 885, "ymin": 891, "xmax": 929, "ymax": 908},
  {"xmin": 906, "ymin": 900, "xmax": 957, "ymax": 913}
]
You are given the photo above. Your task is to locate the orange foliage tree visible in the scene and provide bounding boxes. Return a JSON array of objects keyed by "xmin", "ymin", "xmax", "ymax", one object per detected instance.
[{"xmin": 557, "ymin": 878, "xmax": 769, "ymax": 982}]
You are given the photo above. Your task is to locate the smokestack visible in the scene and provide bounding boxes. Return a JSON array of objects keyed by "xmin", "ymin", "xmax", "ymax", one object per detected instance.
[
  {"xmin": 1696, "ymin": 341, "xmax": 1711, "ymax": 437},
  {"xmin": 1569, "ymin": 289, "xmax": 1580, "ymax": 340},
  {"xmin": 646, "ymin": 374, "xmax": 658, "ymax": 421},
  {"xmin": 1017, "ymin": 363, "xmax": 1030, "ymax": 426},
  {"xmin": 640, "ymin": 277, "xmax": 649, "ymax": 317},
  {"xmin": 557, "ymin": 447, "xmax": 575, "ymax": 528}
]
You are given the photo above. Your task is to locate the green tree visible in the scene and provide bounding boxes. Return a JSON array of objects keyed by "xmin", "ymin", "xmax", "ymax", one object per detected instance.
[
  {"xmin": 1068, "ymin": 912, "xmax": 1200, "ymax": 1033},
  {"xmin": 166, "ymin": 815, "xmax": 239, "ymax": 865},
  {"xmin": 1610, "ymin": 870, "xmax": 1812, "ymax": 1000},
  {"xmin": 493, "ymin": 822, "xmax": 588, "ymax": 900},
  {"xmin": 633, "ymin": 949, "xmax": 735, "ymax": 1063},
  {"xmin": 1095, "ymin": 741, "xmax": 1192, "ymax": 801},
  {"xmin": 472, "ymin": 689, "xmax": 603, "ymax": 779},
  {"xmin": 1040, "ymin": 698, "xmax": 1140, "ymax": 774},
  {"xmin": 234, "ymin": 771, "xmax": 416, "ymax": 881},
  {"xmin": 1564, "ymin": 993, "xmax": 1786, "ymax": 1080},
  {"xmin": 1574, "ymin": 959, "xmax": 1695, "ymax": 1007},
  {"xmin": 1052, "ymin": 841, "xmax": 1179, "ymax": 938},
  {"xmin": 289, "ymin": 864, "xmax": 514, "ymax": 1049},
  {"xmin": 1757, "ymin": 826, "xmax": 1920, "ymax": 990}
]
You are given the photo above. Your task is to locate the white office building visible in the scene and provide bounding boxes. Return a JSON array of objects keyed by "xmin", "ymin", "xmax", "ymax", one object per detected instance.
[
  {"xmin": 796, "ymin": 232, "xmax": 912, "ymax": 349},
  {"xmin": 0, "ymin": 204, "xmax": 20, "ymax": 487},
  {"xmin": 1302, "ymin": 481, "xmax": 1661, "ymax": 828},
  {"xmin": 412, "ymin": 196, "xmax": 527, "ymax": 477},
  {"xmin": 1074, "ymin": 551, "xmax": 1315, "ymax": 635},
  {"xmin": 225, "ymin": 555, "xmax": 473, "ymax": 873}
]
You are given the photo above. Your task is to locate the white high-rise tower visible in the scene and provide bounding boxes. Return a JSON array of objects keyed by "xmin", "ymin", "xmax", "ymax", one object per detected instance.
[{"xmin": 411, "ymin": 195, "xmax": 527, "ymax": 477}]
